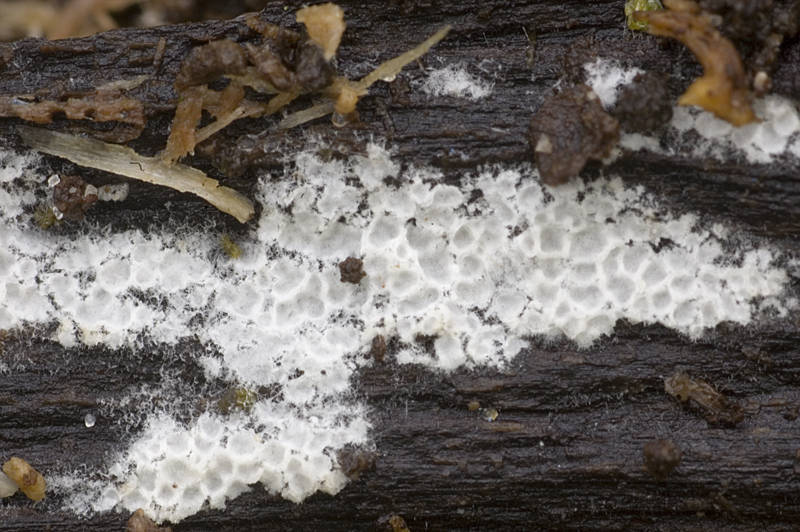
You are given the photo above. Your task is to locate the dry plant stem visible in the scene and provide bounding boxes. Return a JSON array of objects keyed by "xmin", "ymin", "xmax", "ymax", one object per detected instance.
[
  {"xmin": 634, "ymin": 0, "xmax": 757, "ymax": 126},
  {"xmin": 195, "ymin": 91, "xmax": 299, "ymax": 144},
  {"xmin": 278, "ymin": 100, "xmax": 336, "ymax": 130},
  {"xmin": 355, "ymin": 25, "xmax": 451, "ymax": 90},
  {"xmin": 18, "ymin": 126, "xmax": 255, "ymax": 223},
  {"xmin": 276, "ymin": 25, "xmax": 451, "ymax": 129}
]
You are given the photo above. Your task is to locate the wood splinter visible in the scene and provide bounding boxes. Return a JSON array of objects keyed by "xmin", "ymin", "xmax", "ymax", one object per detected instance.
[{"xmin": 18, "ymin": 126, "xmax": 255, "ymax": 223}]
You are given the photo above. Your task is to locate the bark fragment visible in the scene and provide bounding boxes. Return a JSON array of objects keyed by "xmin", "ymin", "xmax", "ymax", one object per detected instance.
[
  {"xmin": 664, "ymin": 370, "xmax": 745, "ymax": 426},
  {"xmin": 126, "ymin": 509, "xmax": 172, "ymax": 532},
  {"xmin": 528, "ymin": 84, "xmax": 619, "ymax": 186}
]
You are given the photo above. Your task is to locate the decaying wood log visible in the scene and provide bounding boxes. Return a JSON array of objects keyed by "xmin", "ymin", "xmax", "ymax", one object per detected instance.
[{"xmin": 2, "ymin": 1, "xmax": 800, "ymax": 531}]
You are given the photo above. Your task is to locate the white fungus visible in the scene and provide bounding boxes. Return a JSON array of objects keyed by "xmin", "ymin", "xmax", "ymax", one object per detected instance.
[
  {"xmin": 416, "ymin": 65, "xmax": 494, "ymax": 100},
  {"xmin": 0, "ymin": 125, "xmax": 792, "ymax": 522},
  {"xmin": 583, "ymin": 58, "xmax": 800, "ymax": 164},
  {"xmin": 583, "ymin": 58, "xmax": 642, "ymax": 109}
]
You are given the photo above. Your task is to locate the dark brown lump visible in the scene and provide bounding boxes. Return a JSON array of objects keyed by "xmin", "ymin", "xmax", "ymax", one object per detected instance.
[
  {"xmin": 614, "ymin": 72, "xmax": 673, "ymax": 132},
  {"xmin": 245, "ymin": 29, "xmax": 336, "ymax": 93},
  {"xmin": 336, "ymin": 445, "xmax": 377, "ymax": 481},
  {"xmin": 698, "ymin": 0, "xmax": 800, "ymax": 42},
  {"xmin": 370, "ymin": 334, "xmax": 387, "ymax": 362},
  {"xmin": 53, "ymin": 175, "xmax": 98, "ymax": 221},
  {"xmin": 339, "ymin": 256, "xmax": 366, "ymax": 284},
  {"xmin": 173, "ymin": 40, "xmax": 247, "ymax": 92},
  {"xmin": 642, "ymin": 439, "xmax": 683, "ymax": 480},
  {"xmin": 697, "ymin": 0, "xmax": 800, "ymax": 92},
  {"xmin": 126, "ymin": 509, "xmax": 172, "ymax": 532},
  {"xmin": 559, "ymin": 35, "xmax": 599, "ymax": 85},
  {"xmin": 528, "ymin": 84, "xmax": 620, "ymax": 186},
  {"xmin": 664, "ymin": 370, "xmax": 745, "ymax": 426}
]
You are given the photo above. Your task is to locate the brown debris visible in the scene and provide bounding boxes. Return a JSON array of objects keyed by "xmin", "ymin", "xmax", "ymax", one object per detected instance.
[
  {"xmin": 2, "ymin": 457, "xmax": 46, "ymax": 501},
  {"xmin": 370, "ymin": 334, "xmax": 387, "ymax": 362},
  {"xmin": 295, "ymin": 3, "xmax": 346, "ymax": 61},
  {"xmin": 126, "ymin": 509, "xmax": 172, "ymax": 532},
  {"xmin": 339, "ymin": 256, "xmax": 366, "ymax": 284},
  {"xmin": 664, "ymin": 370, "xmax": 745, "ymax": 425},
  {"xmin": 642, "ymin": 439, "xmax": 682, "ymax": 479},
  {"xmin": 336, "ymin": 445, "xmax": 377, "ymax": 481},
  {"xmin": 614, "ymin": 72, "xmax": 673, "ymax": 132},
  {"xmin": 0, "ymin": 90, "xmax": 145, "ymax": 136},
  {"xmin": 559, "ymin": 35, "xmax": 599, "ymax": 85},
  {"xmin": 159, "ymin": 6, "xmax": 447, "ymax": 162},
  {"xmin": 697, "ymin": 0, "xmax": 799, "ymax": 93},
  {"xmin": 52, "ymin": 174, "xmax": 98, "ymax": 221},
  {"xmin": 174, "ymin": 40, "xmax": 247, "ymax": 92},
  {"xmin": 528, "ymin": 84, "xmax": 619, "ymax": 186},
  {"xmin": 389, "ymin": 515, "xmax": 411, "ymax": 532},
  {"xmin": 162, "ymin": 84, "xmax": 245, "ymax": 163},
  {"xmin": 244, "ymin": 36, "xmax": 336, "ymax": 94},
  {"xmin": 634, "ymin": 0, "xmax": 758, "ymax": 126}
]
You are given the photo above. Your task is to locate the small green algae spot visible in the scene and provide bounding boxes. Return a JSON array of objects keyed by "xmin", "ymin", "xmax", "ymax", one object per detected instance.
[
  {"xmin": 625, "ymin": 0, "xmax": 663, "ymax": 31},
  {"xmin": 218, "ymin": 387, "xmax": 257, "ymax": 412},
  {"xmin": 220, "ymin": 234, "xmax": 242, "ymax": 259},
  {"xmin": 33, "ymin": 203, "xmax": 62, "ymax": 229}
]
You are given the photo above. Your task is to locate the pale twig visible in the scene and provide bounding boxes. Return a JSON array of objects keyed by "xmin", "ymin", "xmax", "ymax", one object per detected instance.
[
  {"xmin": 18, "ymin": 126, "xmax": 255, "ymax": 223},
  {"xmin": 275, "ymin": 25, "xmax": 451, "ymax": 130}
]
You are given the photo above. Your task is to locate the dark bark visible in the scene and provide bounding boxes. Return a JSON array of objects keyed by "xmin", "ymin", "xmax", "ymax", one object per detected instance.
[{"xmin": 2, "ymin": 1, "xmax": 800, "ymax": 531}]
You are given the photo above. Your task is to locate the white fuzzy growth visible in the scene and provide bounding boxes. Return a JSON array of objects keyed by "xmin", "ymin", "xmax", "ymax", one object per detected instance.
[
  {"xmin": 583, "ymin": 58, "xmax": 642, "ymax": 109},
  {"xmin": 417, "ymin": 66, "xmax": 493, "ymax": 100},
  {"xmin": 668, "ymin": 95, "xmax": 800, "ymax": 163},
  {"xmin": 584, "ymin": 60, "xmax": 800, "ymax": 163},
  {"xmin": 0, "ymin": 141, "xmax": 790, "ymax": 522}
]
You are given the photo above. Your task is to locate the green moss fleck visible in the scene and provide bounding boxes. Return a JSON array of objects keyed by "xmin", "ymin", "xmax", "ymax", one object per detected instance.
[
  {"xmin": 220, "ymin": 234, "xmax": 242, "ymax": 259},
  {"xmin": 625, "ymin": 0, "xmax": 663, "ymax": 31},
  {"xmin": 33, "ymin": 203, "xmax": 62, "ymax": 229},
  {"xmin": 218, "ymin": 387, "xmax": 257, "ymax": 412}
]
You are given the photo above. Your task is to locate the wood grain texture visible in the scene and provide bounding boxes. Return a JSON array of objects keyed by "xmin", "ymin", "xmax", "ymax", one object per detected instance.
[{"xmin": 1, "ymin": 1, "xmax": 800, "ymax": 531}]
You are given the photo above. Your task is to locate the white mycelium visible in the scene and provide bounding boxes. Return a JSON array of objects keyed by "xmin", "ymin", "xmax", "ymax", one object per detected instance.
[{"xmin": 0, "ymin": 137, "xmax": 789, "ymax": 521}]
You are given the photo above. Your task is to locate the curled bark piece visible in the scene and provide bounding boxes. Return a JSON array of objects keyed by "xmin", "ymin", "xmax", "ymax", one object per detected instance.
[
  {"xmin": 2, "ymin": 457, "xmax": 46, "ymax": 501},
  {"xmin": 19, "ymin": 126, "xmax": 255, "ymax": 223},
  {"xmin": 634, "ymin": 0, "xmax": 758, "ymax": 126}
]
